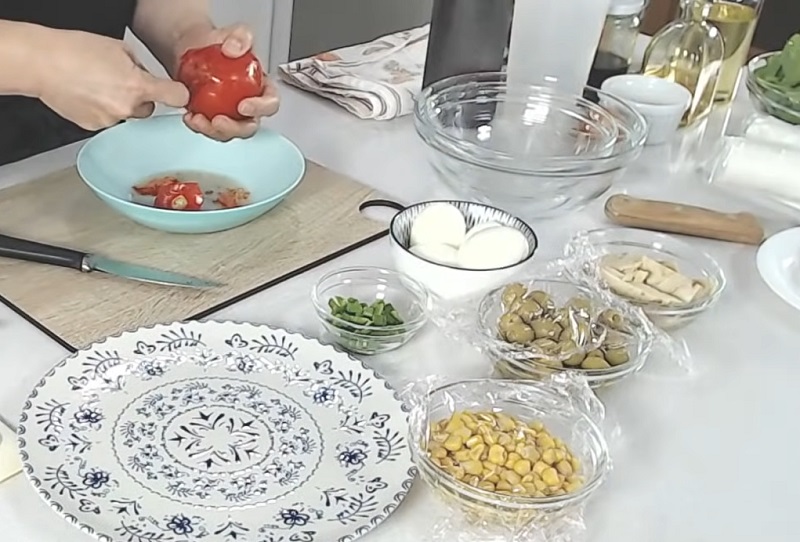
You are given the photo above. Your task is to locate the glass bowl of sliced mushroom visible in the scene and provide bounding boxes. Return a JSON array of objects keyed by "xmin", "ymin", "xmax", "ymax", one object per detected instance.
[
  {"xmin": 565, "ymin": 228, "xmax": 726, "ymax": 330},
  {"xmin": 475, "ymin": 279, "xmax": 654, "ymax": 388}
]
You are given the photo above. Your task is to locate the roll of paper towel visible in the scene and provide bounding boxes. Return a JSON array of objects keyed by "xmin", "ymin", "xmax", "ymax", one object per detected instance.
[
  {"xmin": 711, "ymin": 136, "xmax": 800, "ymax": 204},
  {"xmin": 744, "ymin": 116, "xmax": 800, "ymax": 151}
]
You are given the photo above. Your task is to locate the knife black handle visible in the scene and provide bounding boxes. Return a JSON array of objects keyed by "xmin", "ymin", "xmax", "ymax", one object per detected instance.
[{"xmin": 0, "ymin": 234, "xmax": 87, "ymax": 271}]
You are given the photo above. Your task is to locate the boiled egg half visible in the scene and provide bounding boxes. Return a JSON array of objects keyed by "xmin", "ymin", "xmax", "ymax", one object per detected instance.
[{"xmin": 406, "ymin": 203, "xmax": 529, "ymax": 269}]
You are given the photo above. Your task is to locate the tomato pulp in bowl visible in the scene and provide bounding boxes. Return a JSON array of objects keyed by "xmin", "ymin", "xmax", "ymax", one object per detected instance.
[{"xmin": 77, "ymin": 114, "xmax": 306, "ymax": 234}]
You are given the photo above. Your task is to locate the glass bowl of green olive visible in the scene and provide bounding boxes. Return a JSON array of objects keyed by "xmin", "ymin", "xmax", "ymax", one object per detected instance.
[
  {"xmin": 411, "ymin": 379, "xmax": 610, "ymax": 524},
  {"xmin": 311, "ymin": 266, "xmax": 431, "ymax": 355},
  {"xmin": 476, "ymin": 279, "xmax": 653, "ymax": 388}
]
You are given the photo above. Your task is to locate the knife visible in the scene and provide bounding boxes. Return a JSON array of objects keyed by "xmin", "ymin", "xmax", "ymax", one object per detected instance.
[
  {"xmin": 0, "ymin": 234, "xmax": 222, "ymax": 288},
  {"xmin": 604, "ymin": 195, "xmax": 766, "ymax": 245}
]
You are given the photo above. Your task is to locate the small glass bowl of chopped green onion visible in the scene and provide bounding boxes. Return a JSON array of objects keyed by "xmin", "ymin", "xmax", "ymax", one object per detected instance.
[{"xmin": 311, "ymin": 266, "xmax": 431, "ymax": 355}]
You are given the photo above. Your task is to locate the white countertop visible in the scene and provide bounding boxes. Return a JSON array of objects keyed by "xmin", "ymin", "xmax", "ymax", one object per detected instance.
[{"xmin": 2, "ymin": 69, "xmax": 800, "ymax": 541}]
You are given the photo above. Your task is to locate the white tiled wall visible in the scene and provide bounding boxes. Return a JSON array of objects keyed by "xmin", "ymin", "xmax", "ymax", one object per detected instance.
[{"xmin": 126, "ymin": 0, "xmax": 274, "ymax": 77}]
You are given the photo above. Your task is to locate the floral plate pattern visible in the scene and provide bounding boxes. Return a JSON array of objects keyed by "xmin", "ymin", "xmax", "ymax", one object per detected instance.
[{"xmin": 18, "ymin": 321, "xmax": 416, "ymax": 542}]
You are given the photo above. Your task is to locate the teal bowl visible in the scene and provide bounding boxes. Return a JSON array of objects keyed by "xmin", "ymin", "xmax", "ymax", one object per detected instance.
[{"xmin": 77, "ymin": 114, "xmax": 306, "ymax": 234}]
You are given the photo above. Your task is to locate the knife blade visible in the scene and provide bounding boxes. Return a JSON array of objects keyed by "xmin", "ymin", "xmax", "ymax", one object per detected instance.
[
  {"xmin": 0, "ymin": 234, "xmax": 222, "ymax": 288},
  {"xmin": 604, "ymin": 194, "xmax": 766, "ymax": 245}
]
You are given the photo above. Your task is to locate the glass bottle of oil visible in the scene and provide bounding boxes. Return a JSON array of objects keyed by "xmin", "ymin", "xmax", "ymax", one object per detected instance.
[
  {"xmin": 686, "ymin": 0, "xmax": 763, "ymax": 103},
  {"xmin": 641, "ymin": 0, "xmax": 725, "ymax": 126}
]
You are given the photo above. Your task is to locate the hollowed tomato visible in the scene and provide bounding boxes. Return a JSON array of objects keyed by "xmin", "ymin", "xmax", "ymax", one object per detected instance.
[
  {"xmin": 177, "ymin": 44, "xmax": 265, "ymax": 120},
  {"xmin": 153, "ymin": 181, "xmax": 204, "ymax": 211}
]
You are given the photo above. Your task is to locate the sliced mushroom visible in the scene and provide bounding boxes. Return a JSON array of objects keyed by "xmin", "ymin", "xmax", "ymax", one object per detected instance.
[{"xmin": 599, "ymin": 254, "xmax": 713, "ymax": 306}]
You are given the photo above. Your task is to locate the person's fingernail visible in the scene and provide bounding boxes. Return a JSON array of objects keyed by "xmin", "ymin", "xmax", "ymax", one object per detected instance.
[
  {"xmin": 228, "ymin": 38, "xmax": 244, "ymax": 53},
  {"xmin": 239, "ymin": 104, "xmax": 254, "ymax": 116}
]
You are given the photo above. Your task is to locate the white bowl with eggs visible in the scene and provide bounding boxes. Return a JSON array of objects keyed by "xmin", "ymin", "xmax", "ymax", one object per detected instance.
[{"xmin": 379, "ymin": 200, "xmax": 538, "ymax": 300}]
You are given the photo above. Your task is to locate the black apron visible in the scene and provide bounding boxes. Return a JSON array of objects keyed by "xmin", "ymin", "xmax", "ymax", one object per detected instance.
[{"xmin": 0, "ymin": 0, "xmax": 138, "ymax": 166}]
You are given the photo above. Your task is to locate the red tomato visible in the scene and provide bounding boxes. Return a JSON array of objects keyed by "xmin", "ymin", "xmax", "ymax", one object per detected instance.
[
  {"xmin": 177, "ymin": 44, "xmax": 265, "ymax": 120},
  {"xmin": 154, "ymin": 182, "xmax": 204, "ymax": 211},
  {"xmin": 133, "ymin": 176, "xmax": 179, "ymax": 196},
  {"xmin": 213, "ymin": 187, "xmax": 251, "ymax": 209}
]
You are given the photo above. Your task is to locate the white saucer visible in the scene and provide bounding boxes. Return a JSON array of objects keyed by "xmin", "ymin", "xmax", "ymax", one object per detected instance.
[{"xmin": 757, "ymin": 227, "xmax": 800, "ymax": 311}]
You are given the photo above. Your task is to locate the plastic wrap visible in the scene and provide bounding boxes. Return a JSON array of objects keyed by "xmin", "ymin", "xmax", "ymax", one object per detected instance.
[
  {"xmin": 430, "ymin": 257, "xmax": 690, "ymax": 386},
  {"xmin": 562, "ymin": 230, "xmax": 708, "ymax": 378},
  {"xmin": 400, "ymin": 374, "xmax": 609, "ymax": 542}
]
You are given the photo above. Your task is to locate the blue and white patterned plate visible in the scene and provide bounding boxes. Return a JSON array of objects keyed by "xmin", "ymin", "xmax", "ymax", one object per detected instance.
[{"xmin": 18, "ymin": 321, "xmax": 415, "ymax": 542}]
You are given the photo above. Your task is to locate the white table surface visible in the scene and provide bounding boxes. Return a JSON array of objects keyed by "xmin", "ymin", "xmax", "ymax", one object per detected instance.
[{"xmin": 2, "ymin": 59, "xmax": 800, "ymax": 542}]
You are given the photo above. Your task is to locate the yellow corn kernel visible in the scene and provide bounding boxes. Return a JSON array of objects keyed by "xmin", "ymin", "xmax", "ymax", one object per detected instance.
[
  {"xmin": 556, "ymin": 460, "xmax": 573, "ymax": 476},
  {"xmin": 541, "ymin": 448, "xmax": 558, "ymax": 465},
  {"xmin": 532, "ymin": 460, "xmax": 549, "ymax": 476},
  {"xmin": 513, "ymin": 459, "xmax": 532, "ymax": 476},
  {"xmin": 443, "ymin": 435, "xmax": 463, "ymax": 451},
  {"xmin": 488, "ymin": 444, "xmax": 508, "ymax": 465},
  {"xmin": 542, "ymin": 467, "xmax": 560, "ymax": 487},
  {"xmin": 462, "ymin": 460, "xmax": 483, "ymax": 476}
]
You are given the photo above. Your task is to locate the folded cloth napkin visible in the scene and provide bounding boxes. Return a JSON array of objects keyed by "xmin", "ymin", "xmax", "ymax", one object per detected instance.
[
  {"xmin": 0, "ymin": 417, "xmax": 21, "ymax": 484},
  {"xmin": 278, "ymin": 25, "xmax": 429, "ymax": 121}
]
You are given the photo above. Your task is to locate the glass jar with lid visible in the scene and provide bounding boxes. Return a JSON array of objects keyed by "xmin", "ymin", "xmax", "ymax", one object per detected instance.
[{"xmin": 587, "ymin": 0, "xmax": 648, "ymax": 90}]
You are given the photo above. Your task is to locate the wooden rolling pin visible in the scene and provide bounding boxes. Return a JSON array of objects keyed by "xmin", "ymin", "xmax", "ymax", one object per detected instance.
[{"xmin": 604, "ymin": 195, "xmax": 765, "ymax": 245}]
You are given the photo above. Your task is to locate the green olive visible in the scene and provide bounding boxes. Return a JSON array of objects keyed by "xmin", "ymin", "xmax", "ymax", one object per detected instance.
[
  {"xmin": 532, "ymin": 338, "xmax": 559, "ymax": 356},
  {"xmin": 533, "ymin": 338, "xmax": 558, "ymax": 349},
  {"xmin": 563, "ymin": 352, "xmax": 586, "ymax": 367},
  {"xmin": 558, "ymin": 340, "xmax": 585, "ymax": 367},
  {"xmin": 603, "ymin": 330, "xmax": 628, "ymax": 349},
  {"xmin": 528, "ymin": 290, "xmax": 554, "ymax": 310},
  {"xmin": 604, "ymin": 347, "xmax": 630, "ymax": 366},
  {"xmin": 539, "ymin": 358, "xmax": 564, "ymax": 369},
  {"xmin": 599, "ymin": 309, "xmax": 627, "ymax": 330},
  {"xmin": 499, "ymin": 312, "xmax": 523, "ymax": 332},
  {"xmin": 495, "ymin": 282, "xmax": 636, "ymax": 375},
  {"xmin": 553, "ymin": 308, "xmax": 572, "ymax": 325},
  {"xmin": 516, "ymin": 299, "xmax": 543, "ymax": 324},
  {"xmin": 505, "ymin": 323, "xmax": 535, "ymax": 344},
  {"xmin": 571, "ymin": 320, "xmax": 593, "ymax": 345},
  {"xmin": 502, "ymin": 283, "xmax": 527, "ymax": 308},
  {"xmin": 531, "ymin": 319, "xmax": 562, "ymax": 340},
  {"xmin": 566, "ymin": 296, "xmax": 592, "ymax": 312},
  {"xmin": 555, "ymin": 339, "xmax": 575, "ymax": 353},
  {"xmin": 581, "ymin": 356, "xmax": 611, "ymax": 370}
]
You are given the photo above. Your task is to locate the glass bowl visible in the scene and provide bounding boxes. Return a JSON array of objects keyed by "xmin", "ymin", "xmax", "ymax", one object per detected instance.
[
  {"xmin": 414, "ymin": 72, "xmax": 647, "ymax": 219},
  {"xmin": 311, "ymin": 267, "xmax": 430, "ymax": 355},
  {"xmin": 476, "ymin": 279, "xmax": 652, "ymax": 388},
  {"xmin": 565, "ymin": 228, "xmax": 726, "ymax": 330},
  {"xmin": 411, "ymin": 379, "xmax": 609, "ymax": 525},
  {"xmin": 746, "ymin": 52, "xmax": 800, "ymax": 126}
]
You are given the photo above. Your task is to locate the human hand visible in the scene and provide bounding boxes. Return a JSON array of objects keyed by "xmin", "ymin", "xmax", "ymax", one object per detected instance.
[
  {"xmin": 174, "ymin": 24, "xmax": 279, "ymax": 142},
  {"xmin": 37, "ymin": 29, "xmax": 189, "ymax": 131}
]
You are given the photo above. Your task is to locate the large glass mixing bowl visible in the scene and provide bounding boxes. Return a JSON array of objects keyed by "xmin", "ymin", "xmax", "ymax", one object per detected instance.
[{"xmin": 414, "ymin": 72, "xmax": 647, "ymax": 219}]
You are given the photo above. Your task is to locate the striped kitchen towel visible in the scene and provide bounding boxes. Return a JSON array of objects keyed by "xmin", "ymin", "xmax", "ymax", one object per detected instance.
[{"xmin": 278, "ymin": 24, "xmax": 428, "ymax": 120}]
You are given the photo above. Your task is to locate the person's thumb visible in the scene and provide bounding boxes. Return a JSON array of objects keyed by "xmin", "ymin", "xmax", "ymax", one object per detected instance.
[
  {"xmin": 141, "ymin": 74, "xmax": 190, "ymax": 108},
  {"xmin": 220, "ymin": 24, "xmax": 254, "ymax": 58}
]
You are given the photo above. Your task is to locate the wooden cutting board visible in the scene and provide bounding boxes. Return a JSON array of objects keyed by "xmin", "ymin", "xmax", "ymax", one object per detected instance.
[{"xmin": 0, "ymin": 162, "xmax": 388, "ymax": 349}]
